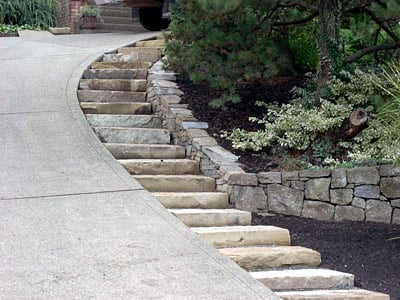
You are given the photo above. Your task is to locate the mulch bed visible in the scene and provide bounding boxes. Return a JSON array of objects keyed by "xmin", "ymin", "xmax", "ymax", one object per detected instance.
[
  {"xmin": 176, "ymin": 75, "xmax": 400, "ymax": 299},
  {"xmin": 0, "ymin": 32, "xmax": 18, "ymax": 37}
]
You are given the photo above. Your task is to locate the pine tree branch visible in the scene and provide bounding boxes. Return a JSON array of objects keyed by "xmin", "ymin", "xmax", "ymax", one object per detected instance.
[
  {"xmin": 363, "ymin": 8, "xmax": 398, "ymax": 42},
  {"xmin": 344, "ymin": 41, "xmax": 400, "ymax": 64},
  {"xmin": 277, "ymin": 1, "xmax": 320, "ymax": 12},
  {"xmin": 273, "ymin": 12, "xmax": 318, "ymax": 27}
]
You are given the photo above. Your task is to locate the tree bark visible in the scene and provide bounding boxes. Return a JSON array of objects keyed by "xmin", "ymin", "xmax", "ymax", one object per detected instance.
[
  {"xmin": 316, "ymin": 0, "xmax": 342, "ymax": 101},
  {"xmin": 347, "ymin": 108, "xmax": 368, "ymax": 136}
]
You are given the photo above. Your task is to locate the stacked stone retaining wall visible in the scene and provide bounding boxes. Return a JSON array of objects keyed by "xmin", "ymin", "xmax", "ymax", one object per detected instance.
[{"xmin": 147, "ymin": 59, "xmax": 400, "ymax": 225}]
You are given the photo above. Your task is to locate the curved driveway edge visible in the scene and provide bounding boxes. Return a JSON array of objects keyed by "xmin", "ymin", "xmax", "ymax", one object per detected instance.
[{"xmin": 0, "ymin": 31, "xmax": 279, "ymax": 299}]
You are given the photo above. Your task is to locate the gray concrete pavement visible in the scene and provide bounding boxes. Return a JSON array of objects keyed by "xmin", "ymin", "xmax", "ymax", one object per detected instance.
[{"xmin": 0, "ymin": 31, "xmax": 279, "ymax": 299}]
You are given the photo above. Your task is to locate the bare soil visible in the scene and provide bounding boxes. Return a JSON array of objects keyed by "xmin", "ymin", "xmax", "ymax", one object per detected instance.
[{"xmin": 177, "ymin": 75, "xmax": 400, "ymax": 299}]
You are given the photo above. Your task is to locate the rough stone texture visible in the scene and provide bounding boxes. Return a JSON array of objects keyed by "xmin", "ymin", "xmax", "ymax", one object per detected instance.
[
  {"xmin": 91, "ymin": 61, "xmax": 152, "ymax": 69},
  {"xmin": 305, "ymin": 178, "xmax": 331, "ymax": 202},
  {"xmin": 49, "ymin": 27, "xmax": 70, "ymax": 34},
  {"xmin": 83, "ymin": 69, "xmax": 148, "ymax": 80},
  {"xmin": 379, "ymin": 164, "xmax": 400, "ymax": 177},
  {"xmin": 347, "ymin": 167, "xmax": 380, "ymax": 185},
  {"xmin": 220, "ymin": 246, "xmax": 321, "ymax": 271},
  {"xmin": 258, "ymin": 172, "xmax": 282, "ymax": 184},
  {"xmin": 330, "ymin": 189, "xmax": 353, "ymax": 205},
  {"xmin": 354, "ymin": 185, "xmax": 380, "ymax": 199},
  {"xmin": 92, "ymin": 127, "xmax": 170, "ymax": 144},
  {"xmin": 391, "ymin": 199, "xmax": 400, "ymax": 208},
  {"xmin": 331, "ymin": 168, "xmax": 347, "ymax": 188},
  {"xmin": 230, "ymin": 186, "xmax": 268, "ymax": 212},
  {"xmin": 228, "ymin": 173, "xmax": 258, "ymax": 186},
  {"xmin": 291, "ymin": 181, "xmax": 305, "ymax": 191},
  {"xmin": 192, "ymin": 225, "xmax": 290, "ymax": 248},
  {"xmin": 267, "ymin": 184, "xmax": 304, "ymax": 216},
  {"xmin": 276, "ymin": 289, "xmax": 389, "ymax": 300},
  {"xmin": 302, "ymin": 201, "xmax": 335, "ymax": 221},
  {"xmin": 252, "ymin": 269, "xmax": 354, "ymax": 291},
  {"xmin": 282, "ymin": 171, "xmax": 299, "ymax": 181},
  {"xmin": 151, "ymin": 192, "xmax": 228, "ymax": 209},
  {"xmin": 85, "ymin": 114, "xmax": 161, "ymax": 128},
  {"xmin": 105, "ymin": 144, "xmax": 185, "ymax": 160},
  {"xmin": 202, "ymin": 146, "xmax": 239, "ymax": 167},
  {"xmin": 169, "ymin": 209, "xmax": 251, "ymax": 227},
  {"xmin": 380, "ymin": 177, "xmax": 400, "ymax": 199},
  {"xmin": 352, "ymin": 197, "xmax": 366, "ymax": 209},
  {"xmin": 299, "ymin": 169, "xmax": 331, "ymax": 178},
  {"xmin": 365, "ymin": 200, "xmax": 392, "ymax": 223},
  {"xmin": 335, "ymin": 206, "xmax": 365, "ymax": 221},
  {"xmin": 120, "ymin": 159, "xmax": 200, "ymax": 175},
  {"xmin": 81, "ymin": 102, "xmax": 150, "ymax": 115},
  {"xmin": 77, "ymin": 90, "xmax": 146, "ymax": 103},
  {"xmin": 392, "ymin": 209, "xmax": 400, "ymax": 224}
]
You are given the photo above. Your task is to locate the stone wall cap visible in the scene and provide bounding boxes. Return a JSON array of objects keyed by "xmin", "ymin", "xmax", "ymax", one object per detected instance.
[
  {"xmin": 299, "ymin": 169, "xmax": 331, "ymax": 178},
  {"xmin": 182, "ymin": 121, "xmax": 208, "ymax": 129}
]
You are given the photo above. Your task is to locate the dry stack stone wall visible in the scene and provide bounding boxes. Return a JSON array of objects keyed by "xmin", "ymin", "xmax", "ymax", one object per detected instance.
[{"xmin": 148, "ymin": 59, "xmax": 400, "ymax": 225}]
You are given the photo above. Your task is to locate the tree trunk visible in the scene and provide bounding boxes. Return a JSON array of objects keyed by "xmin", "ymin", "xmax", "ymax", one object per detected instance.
[
  {"xmin": 347, "ymin": 108, "xmax": 368, "ymax": 137},
  {"xmin": 316, "ymin": 0, "xmax": 342, "ymax": 101}
]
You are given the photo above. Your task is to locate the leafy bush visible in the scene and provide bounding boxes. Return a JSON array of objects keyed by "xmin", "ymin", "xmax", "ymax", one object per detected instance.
[
  {"xmin": 0, "ymin": 23, "xmax": 35, "ymax": 33},
  {"xmin": 0, "ymin": 0, "xmax": 57, "ymax": 29},
  {"xmin": 166, "ymin": 0, "xmax": 287, "ymax": 107},
  {"xmin": 222, "ymin": 69, "xmax": 381, "ymax": 152}
]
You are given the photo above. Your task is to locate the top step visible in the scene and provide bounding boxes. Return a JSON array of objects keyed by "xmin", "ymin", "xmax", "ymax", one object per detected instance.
[{"xmin": 276, "ymin": 289, "xmax": 390, "ymax": 300}]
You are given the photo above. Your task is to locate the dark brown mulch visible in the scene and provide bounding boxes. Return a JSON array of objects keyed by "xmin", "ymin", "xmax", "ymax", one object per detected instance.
[
  {"xmin": 176, "ymin": 75, "xmax": 400, "ymax": 299},
  {"xmin": 252, "ymin": 214, "xmax": 400, "ymax": 299}
]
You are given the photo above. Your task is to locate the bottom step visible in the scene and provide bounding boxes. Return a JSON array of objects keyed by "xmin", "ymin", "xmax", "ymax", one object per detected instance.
[
  {"xmin": 276, "ymin": 289, "xmax": 390, "ymax": 300},
  {"xmin": 251, "ymin": 268, "xmax": 354, "ymax": 291}
]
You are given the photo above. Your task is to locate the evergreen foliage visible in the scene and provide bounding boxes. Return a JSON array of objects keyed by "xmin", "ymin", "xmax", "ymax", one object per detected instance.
[{"xmin": 166, "ymin": 0, "xmax": 286, "ymax": 107}]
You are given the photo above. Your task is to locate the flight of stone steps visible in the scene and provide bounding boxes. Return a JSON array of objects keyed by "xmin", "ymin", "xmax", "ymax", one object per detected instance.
[{"xmin": 77, "ymin": 36, "xmax": 390, "ymax": 300}]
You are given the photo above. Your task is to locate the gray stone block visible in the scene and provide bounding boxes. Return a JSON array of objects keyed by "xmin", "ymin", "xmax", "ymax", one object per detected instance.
[
  {"xmin": 230, "ymin": 186, "xmax": 268, "ymax": 212},
  {"xmin": 381, "ymin": 177, "xmax": 400, "ymax": 199},
  {"xmin": 299, "ymin": 169, "xmax": 331, "ymax": 178},
  {"xmin": 228, "ymin": 173, "xmax": 258, "ymax": 186},
  {"xmin": 354, "ymin": 185, "xmax": 380, "ymax": 199},
  {"xmin": 366, "ymin": 200, "xmax": 392, "ymax": 223},
  {"xmin": 347, "ymin": 167, "xmax": 380, "ymax": 185},
  {"xmin": 352, "ymin": 197, "xmax": 366, "ymax": 209},
  {"xmin": 305, "ymin": 178, "xmax": 331, "ymax": 202},
  {"xmin": 330, "ymin": 189, "xmax": 353, "ymax": 205},
  {"xmin": 379, "ymin": 164, "xmax": 400, "ymax": 177},
  {"xmin": 258, "ymin": 172, "xmax": 282, "ymax": 184},
  {"xmin": 392, "ymin": 209, "xmax": 400, "ymax": 224},
  {"xmin": 391, "ymin": 199, "xmax": 400, "ymax": 208},
  {"xmin": 291, "ymin": 181, "xmax": 305, "ymax": 191},
  {"xmin": 282, "ymin": 171, "xmax": 299, "ymax": 181},
  {"xmin": 267, "ymin": 184, "xmax": 304, "ymax": 216},
  {"xmin": 302, "ymin": 201, "xmax": 335, "ymax": 220},
  {"xmin": 331, "ymin": 168, "xmax": 347, "ymax": 188},
  {"xmin": 335, "ymin": 206, "xmax": 365, "ymax": 221}
]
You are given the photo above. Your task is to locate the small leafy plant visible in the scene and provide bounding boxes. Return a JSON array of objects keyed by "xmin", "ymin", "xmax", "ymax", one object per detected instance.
[{"xmin": 78, "ymin": 5, "xmax": 100, "ymax": 18}]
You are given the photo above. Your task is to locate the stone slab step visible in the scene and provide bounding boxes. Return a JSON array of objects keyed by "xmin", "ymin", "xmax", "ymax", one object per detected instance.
[
  {"xmin": 275, "ymin": 289, "xmax": 390, "ymax": 300},
  {"xmin": 79, "ymin": 79, "xmax": 147, "ymax": 92},
  {"xmin": 86, "ymin": 114, "xmax": 162, "ymax": 128},
  {"xmin": 103, "ymin": 52, "xmax": 161, "ymax": 63},
  {"xmin": 105, "ymin": 143, "xmax": 185, "ymax": 159},
  {"xmin": 191, "ymin": 226, "xmax": 290, "ymax": 248},
  {"xmin": 135, "ymin": 40, "xmax": 165, "ymax": 47},
  {"xmin": 119, "ymin": 159, "xmax": 200, "ymax": 175},
  {"xmin": 219, "ymin": 246, "xmax": 321, "ymax": 271},
  {"xmin": 83, "ymin": 69, "xmax": 148, "ymax": 80},
  {"xmin": 151, "ymin": 192, "xmax": 228, "ymax": 209},
  {"xmin": 80, "ymin": 102, "xmax": 150, "ymax": 115},
  {"xmin": 251, "ymin": 268, "xmax": 354, "ymax": 291},
  {"xmin": 169, "ymin": 209, "xmax": 252, "ymax": 227},
  {"xmin": 133, "ymin": 175, "xmax": 215, "ymax": 192},
  {"xmin": 91, "ymin": 61, "xmax": 152, "ymax": 69},
  {"xmin": 78, "ymin": 90, "xmax": 146, "ymax": 103},
  {"xmin": 93, "ymin": 127, "xmax": 170, "ymax": 144}
]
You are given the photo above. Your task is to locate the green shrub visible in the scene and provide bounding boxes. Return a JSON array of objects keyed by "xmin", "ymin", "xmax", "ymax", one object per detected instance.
[
  {"xmin": 0, "ymin": 0, "xmax": 57, "ymax": 29},
  {"xmin": 166, "ymin": 0, "xmax": 286, "ymax": 107}
]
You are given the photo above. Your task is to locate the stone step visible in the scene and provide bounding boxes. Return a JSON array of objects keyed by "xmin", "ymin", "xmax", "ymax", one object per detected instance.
[
  {"xmin": 219, "ymin": 246, "xmax": 321, "ymax": 271},
  {"xmin": 86, "ymin": 114, "xmax": 162, "ymax": 128},
  {"xmin": 103, "ymin": 52, "xmax": 161, "ymax": 64},
  {"xmin": 105, "ymin": 143, "xmax": 185, "ymax": 159},
  {"xmin": 78, "ymin": 90, "xmax": 146, "ymax": 103},
  {"xmin": 92, "ymin": 127, "xmax": 170, "ymax": 144},
  {"xmin": 169, "ymin": 209, "xmax": 252, "ymax": 227},
  {"xmin": 91, "ymin": 61, "xmax": 152, "ymax": 69},
  {"xmin": 275, "ymin": 289, "xmax": 390, "ymax": 300},
  {"xmin": 191, "ymin": 226, "xmax": 290, "ymax": 248},
  {"xmin": 96, "ymin": 23, "xmax": 143, "ymax": 32},
  {"xmin": 251, "ymin": 268, "xmax": 354, "ymax": 291},
  {"xmin": 151, "ymin": 192, "xmax": 228, "ymax": 209},
  {"xmin": 80, "ymin": 102, "xmax": 151, "ymax": 115},
  {"xmin": 133, "ymin": 175, "xmax": 215, "ymax": 192},
  {"xmin": 135, "ymin": 40, "xmax": 165, "ymax": 47},
  {"xmin": 82, "ymin": 69, "xmax": 148, "ymax": 80},
  {"xmin": 119, "ymin": 159, "xmax": 200, "ymax": 175},
  {"xmin": 79, "ymin": 79, "xmax": 147, "ymax": 92},
  {"xmin": 117, "ymin": 47, "xmax": 164, "ymax": 63}
]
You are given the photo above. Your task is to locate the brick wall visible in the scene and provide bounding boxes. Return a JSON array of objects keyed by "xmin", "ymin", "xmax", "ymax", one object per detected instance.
[
  {"xmin": 55, "ymin": 0, "xmax": 70, "ymax": 27},
  {"xmin": 69, "ymin": 0, "xmax": 88, "ymax": 33}
]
